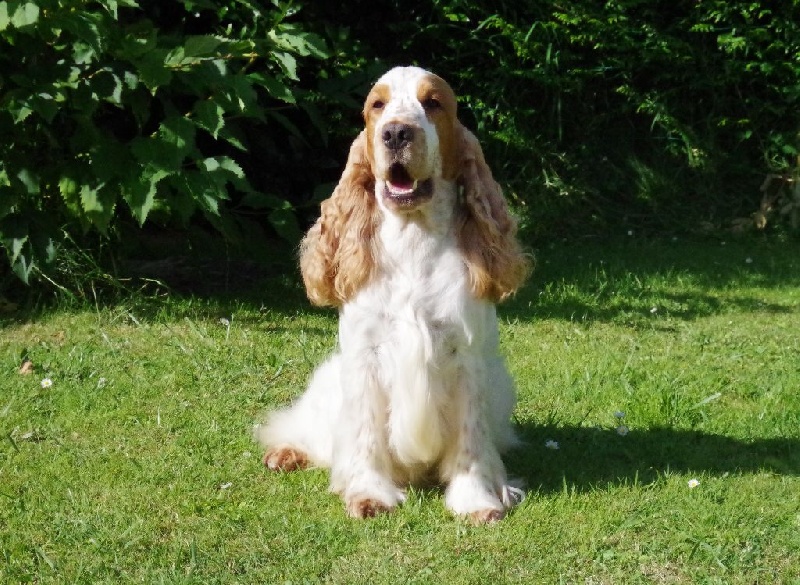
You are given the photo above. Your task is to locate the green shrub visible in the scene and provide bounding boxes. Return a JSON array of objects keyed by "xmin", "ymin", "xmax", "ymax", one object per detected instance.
[
  {"xmin": 0, "ymin": 0, "xmax": 329, "ymax": 284},
  {"xmin": 340, "ymin": 0, "xmax": 800, "ymax": 237},
  {"xmin": 3, "ymin": 0, "xmax": 799, "ymax": 290}
]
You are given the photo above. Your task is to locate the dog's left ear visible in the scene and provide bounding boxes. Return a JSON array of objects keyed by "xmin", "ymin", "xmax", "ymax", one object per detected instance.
[{"xmin": 455, "ymin": 124, "xmax": 531, "ymax": 301}]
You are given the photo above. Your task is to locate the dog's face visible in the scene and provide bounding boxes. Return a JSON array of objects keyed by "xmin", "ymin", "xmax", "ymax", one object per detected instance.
[{"xmin": 362, "ymin": 66, "xmax": 460, "ymax": 212}]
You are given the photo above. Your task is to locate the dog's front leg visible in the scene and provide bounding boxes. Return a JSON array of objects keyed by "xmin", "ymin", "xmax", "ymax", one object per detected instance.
[
  {"xmin": 330, "ymin": 353, "xmax": 405, "ymax": 518},
  {"xmin": 440, "ymin": 359, "xmax": 511, "ymax": 524}
]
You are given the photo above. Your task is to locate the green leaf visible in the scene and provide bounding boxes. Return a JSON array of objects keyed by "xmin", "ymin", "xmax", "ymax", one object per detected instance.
[
  {"xmin": 217, "ymin": 126, "xmax": 247, "ymax": 151},
  {"xmin": 58, "ymin": 175, "xmax": 84, "ymax": 218},
  {"xmin": 184, "ymin": 35, "xmax": 223, "ymax": 58},
  {"xmin": 122, "ymin": 170, "xmax": 168, "ymax": 225},
  {"xmin": 182, "ymin": 171, "xmax": 225, "ymax": 216},
  {"xmin": 80, "ymin": 184, "xmax": 105, "ymax": 214},
  {"xmin": 203, "ymin": 156, "xmax": 244, "ymax": 179},
  {"xmin": 227, "ymin": 74, "xmax": 259, "ymax": 115},
  {"xmin": 271, "ymin": 52, "xmax": 298, "ymax": 81},
  {"xmin": 0, "ymin": 3, "xmax": 9, "ymax": 31},
  {"xmin": 268, "ymin": 26, "xmax": 329, "ymax": 59},
  {"xmin": 248, "ymin": 72, "xmax": 295, "ymax": 104},
  {"xmin": 80, "ymin": 184, "xmax": 115, "ymax": 233},
  {"xmin": 30, "ymin": 92, "xmax": 61, "ymax": 123},
  {"xmin": 164, "ymin": 46, "xmax": 187, "ymax": 68},
  {"xmin": 165, "ymin": 36, "xmax": 226, "ymax": 69},
  {"xmin": 161, "ymin": 116, "xmax": 196, "ymax": 154},
  {"xmin": 7, "ymin": 228, "xmax": 27, "ymax": 265},
  {"xmin": 117, "ymin": 19, "xmax": 158, "ymax": 59},
  {"xmin": 58, "ymin": 176, "xmax": 79, "ymax": 198},
  {"xmin": 131, "ymin": 116, "xmax": 196, "ymax": 170},
  {"xmin": 268, "ymin": 205, "xmax": 301, "ymax": 242},
  {"xmin": 72, "ymin": 40, "xmax": 97, "ymax": 65},
  {"xmin": 193, "ymin": 100, "xmax": 225, "ymax": 138},
  {"xmin": 16, "ymin": 168, "xmax": 39, "ymax": 194},
  {"xmin": 10, "ymin": 1, "xmax": 39, "ymax": 29},
  {"xmin": 0, "ymin": 216, "xmax": 33, "ymax": 283},
  {"xmin": 136, "ymin": 50, "xmax": 172, "ymax": 91},
  {"xmin": 54, "ymin": 9, "xmax": 104, "ymax": 58},
  {"xmin": 11, "ymin": 251, "xmax": 33, "ymax": 283},
  {"xmin": 7, "ymin": 97, "xmax": 33, "ymax": 123},
  {"xmin": 98, "ymin": 0, "xmax": 139, "ymax": 19}
]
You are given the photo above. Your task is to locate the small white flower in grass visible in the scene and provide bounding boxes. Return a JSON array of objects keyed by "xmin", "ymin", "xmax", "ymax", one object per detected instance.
[
  {"xmin": 745, "ymin": 257, "xmax": 753, "ymax": 264},
  {"xmin": 40, "ymin": 378, "xmax": 53, "ymax": 389},
  {"xmin": 220, "ymin": 317, "xmax": 232, "ymax": 341},
  {"xmin": 627, "ymin": 230, "xmax": 634, "ymax": 236},
  {"xmin": 688, "ymin": 478, "xmax": 700, "ymax": 489},
  {"xmin": 616, "ymin": 425, "xmax": 629, "ymax": 436},
  {"xmin": 650, "ymin": 307, "xmax": 658, "ymax": 314},
  {"xmin": 614, "ymin": 410, "xmax": 626, "ymax": 419},
  {"xmin": 219, "ymin": 482, "xmax": 233, "ymax": 490},
  {"xmin": 545, "ymin": 439, "xmax": 559, "ymax": 450}
]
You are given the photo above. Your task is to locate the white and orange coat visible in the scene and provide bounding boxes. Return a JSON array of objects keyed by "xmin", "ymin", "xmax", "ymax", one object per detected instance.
[{"xmin": 256, "ymin": 66, "xmax": 530, "ymax": 523}]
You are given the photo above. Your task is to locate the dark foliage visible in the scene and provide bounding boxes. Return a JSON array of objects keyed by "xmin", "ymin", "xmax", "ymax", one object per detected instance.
[{"xmin": 1, "ymin": 0, "xmax": 798, "ymax": 292}]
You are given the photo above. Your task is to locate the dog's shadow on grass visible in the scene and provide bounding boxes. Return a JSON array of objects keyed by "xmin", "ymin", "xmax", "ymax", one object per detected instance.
[{"xmin": 505, "ymin": 423, "xmax": 800, "ymax": 494}]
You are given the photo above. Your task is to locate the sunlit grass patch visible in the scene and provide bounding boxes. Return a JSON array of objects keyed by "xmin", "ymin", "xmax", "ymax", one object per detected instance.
[{"xmin": 2, "ymin": 237, "xmax": 798, "ymax": 583}]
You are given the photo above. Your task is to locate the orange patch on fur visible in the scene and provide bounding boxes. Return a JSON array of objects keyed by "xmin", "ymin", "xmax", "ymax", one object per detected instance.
[
  {"xmin": 363, "ymin": 83, "xmax": 392, "ymax": 168},
  {"xmin": 416, "ymin": 73, "xmax": 459, "ymax": 179},
  {"xmin": 346, "ymin": 497, "xmax": 394, "ymax": 518},
  {"xmin": 468, "ymin": 508, "xmax": 505, "ymax": 525},
  {"xmin": 262, "ymin": 447, "xmax": 309, "ymax": 471}
]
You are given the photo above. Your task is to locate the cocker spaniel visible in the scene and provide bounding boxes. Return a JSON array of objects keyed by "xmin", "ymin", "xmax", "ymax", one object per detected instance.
[{"xmin": 255, "ymin": 66, "xmax": 530, "ymax": 524}]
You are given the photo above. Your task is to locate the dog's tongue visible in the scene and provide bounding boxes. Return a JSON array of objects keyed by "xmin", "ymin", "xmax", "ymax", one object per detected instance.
[
  {"xmin": 389, "ymin": 178, "xmax": 414, "ymax": 192},
  {"xmin": 388, "ymin": 164, "xmax": 415, "ymax": 194}
]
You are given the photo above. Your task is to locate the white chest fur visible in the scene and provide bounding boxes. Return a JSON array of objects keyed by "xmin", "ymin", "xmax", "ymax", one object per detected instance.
[{"xmin": 337, "ymin": 196, "xmax": 494, "ymax": 468}]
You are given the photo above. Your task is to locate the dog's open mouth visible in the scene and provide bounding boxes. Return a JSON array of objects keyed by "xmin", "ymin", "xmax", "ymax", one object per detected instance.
[{"xmin": 384, "ymin": 164, "xmax": 433, "ymax": 207}]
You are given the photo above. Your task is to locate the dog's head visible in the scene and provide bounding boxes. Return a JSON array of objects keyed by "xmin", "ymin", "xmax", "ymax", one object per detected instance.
[
  {"xmin": 300, "ymin": 66, "xmax": 530, "ymax": 306},
  {"xmin": 362, "ymin": 66, "xmax": 460, "ymax": 212}
]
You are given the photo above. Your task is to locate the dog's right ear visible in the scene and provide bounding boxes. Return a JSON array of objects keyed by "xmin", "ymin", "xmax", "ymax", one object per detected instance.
[{"xmin": 300, "ymin": 130, "xmax": 382, "ymax": 306}]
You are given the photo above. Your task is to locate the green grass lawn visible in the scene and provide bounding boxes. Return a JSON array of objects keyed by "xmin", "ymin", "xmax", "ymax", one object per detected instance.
[{"xmin": 2, "ymin": 237, "xmax": 799, "ymax": 584}]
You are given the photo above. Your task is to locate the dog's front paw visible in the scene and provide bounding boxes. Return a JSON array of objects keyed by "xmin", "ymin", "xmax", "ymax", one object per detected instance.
[
  {"xmin": 468, "ymin": 508, "xmax": 505, "ymax": 525},
  {"xmin": 345, "ymin": 496, "xmax": 395, "ymax": 519},
  {"xmin": 262, "ymin": 447, "xmax": 309, "ymax": 471},
  {"xmin": 341, "ymin": 476, "xmax": 406, "ymax": 519},
  {"xmin": 445, "ymin": 474, "xmax": 507, "ymax": 523}
]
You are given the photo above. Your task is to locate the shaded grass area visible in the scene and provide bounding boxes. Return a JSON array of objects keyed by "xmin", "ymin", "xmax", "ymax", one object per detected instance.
[{"xmin": 1, "ymin": 236, "xmax": 799, "ymax": 583}]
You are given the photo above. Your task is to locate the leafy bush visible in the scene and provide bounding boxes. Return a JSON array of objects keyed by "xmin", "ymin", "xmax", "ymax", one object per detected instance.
[
  {"xmin": 2, "ymin": 0, "xmax": 799, "ymax": 290},
  {"xmin": 331, "ymin": 0, "xmax": 800, "ymax": 237},
  {"xmin": 0, "ymin": 0, "xmax": 329, "ymax": 284}
]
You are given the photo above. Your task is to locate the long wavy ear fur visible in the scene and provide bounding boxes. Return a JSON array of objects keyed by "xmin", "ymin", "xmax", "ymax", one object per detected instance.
[
  {"xmin": 456, "ymin": 124, "xmax": 531, "ymax": 302},
  {"xmin": 300, "ymin": 130, "xmax": 380, "ymax": 306}
]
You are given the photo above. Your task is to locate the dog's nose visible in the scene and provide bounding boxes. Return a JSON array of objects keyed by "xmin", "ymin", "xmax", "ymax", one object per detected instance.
[{"xmin": 382, "ymin": 123, "xmax": 414, "ymax": 151}]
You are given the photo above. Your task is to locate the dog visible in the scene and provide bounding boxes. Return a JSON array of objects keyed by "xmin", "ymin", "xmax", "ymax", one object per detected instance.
[{"xmin": 255, "ymin": 66, "xmax": 529, "ymax": 523}]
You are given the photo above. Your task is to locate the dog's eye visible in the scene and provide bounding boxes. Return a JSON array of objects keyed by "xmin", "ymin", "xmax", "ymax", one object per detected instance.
[
  {"xmin": 422, "ymin": 98, "xmax": 441, "ymax": 111},
  {"xmin": 372, "ymin": 100, "xmax": 385, "ymax": 110}
]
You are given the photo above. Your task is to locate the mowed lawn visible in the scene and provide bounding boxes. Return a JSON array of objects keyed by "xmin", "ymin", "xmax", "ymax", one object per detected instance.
[{"xmin": 2, "ymin": 237, "xmax": 799, "ymax": 584}]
